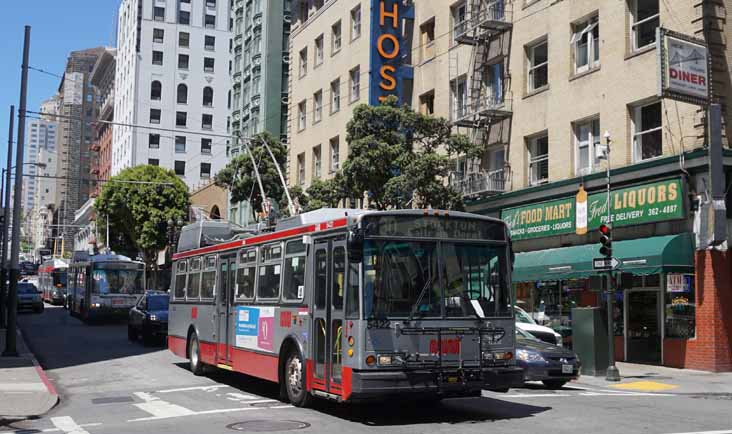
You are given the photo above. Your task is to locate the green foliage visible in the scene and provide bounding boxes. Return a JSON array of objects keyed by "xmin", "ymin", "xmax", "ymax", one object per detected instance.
[
  {"xmin": 340, "ymin": 96, "xmax": 479, "ymax": 210},
  {"xmin": 95, "ymin": 165, "xmax": 189, "ymax": 265},
  {"xmin": 215, "ymin": 132, "xmax": 287, "ymax": 217}
]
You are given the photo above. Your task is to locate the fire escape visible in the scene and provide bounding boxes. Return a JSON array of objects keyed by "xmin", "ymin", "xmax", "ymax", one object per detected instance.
[{"xmin": 449, "ymin": 0, "xmax": 513, "ymax": 199}]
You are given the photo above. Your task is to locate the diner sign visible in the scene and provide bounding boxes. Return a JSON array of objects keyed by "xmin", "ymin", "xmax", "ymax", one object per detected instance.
[{"xmin": 502, "ymin": 178, "xmax": 685, "ymax": 240}]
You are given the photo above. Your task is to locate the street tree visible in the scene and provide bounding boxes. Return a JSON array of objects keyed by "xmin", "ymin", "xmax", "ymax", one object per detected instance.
[
  {"xmin": 95, "ymin": 165, "xmax": 189, "ymax": 284},
  {"xmin": 340, "ymin": 96, "xmax": 478, "ymax": 210}
]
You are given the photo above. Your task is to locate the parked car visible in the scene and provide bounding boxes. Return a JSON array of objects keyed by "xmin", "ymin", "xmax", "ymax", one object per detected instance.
[
  {"xmin": 516, "ymin": 327, "xmax": 580, "ymax": 389},
  {"xmin": 515, "ymin": 305, "xmax": 564, "ymax": 346},
  {"xmin": 128, "ymin": 291, "xmax": 169, "ymax": 345},
  {"xmin": 17, "ymin": 282, "xmax": 44, "ymax": 313}
]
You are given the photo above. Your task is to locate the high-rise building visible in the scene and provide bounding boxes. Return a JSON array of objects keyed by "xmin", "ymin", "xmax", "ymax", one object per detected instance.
[
  {"xmin": 288, "ymin": 0, "xmax": 732, "ymax": 371},
  {"xmin": 24, "ymin": 119, "xmax": 57, "ymax": 218},
  {"xmin": 227, "ymin": 0, "xmax": 292, "ymax": 225},
  {"xmin": 90, "ymin": 48, "xmax": 117, "ymax": 196},
  {"xmin": 56, "ymin": 47, "xmax": 105, "ymax": 250},
  {"xmin": 114, "ymin": 0, "xmax": 231, "ymax": 190}
]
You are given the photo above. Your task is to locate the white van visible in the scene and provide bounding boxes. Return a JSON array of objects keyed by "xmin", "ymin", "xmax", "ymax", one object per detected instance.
[{"xmin": 514, "ymin": 305, "xmax": 563, "ymax": 347}]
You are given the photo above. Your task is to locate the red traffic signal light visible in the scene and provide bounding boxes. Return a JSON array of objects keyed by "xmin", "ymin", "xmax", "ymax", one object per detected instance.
[
  {"xmin": 599, "ymin": 224, "xmax": 612, "ymax": 257},
  {"xmin": 599, "ymin": 224, "xmax": 610, "ymax": 235}
]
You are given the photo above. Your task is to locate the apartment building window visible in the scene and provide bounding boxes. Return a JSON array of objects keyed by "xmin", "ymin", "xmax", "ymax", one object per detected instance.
[
  {"xmin": 154, "ymin": 6, "xmax": 165, "ymax": 21},
  {"xmin": 451, "ymin": 76, "xmax": 467, "ymax": 119},
  {"xmin": 200, "ymin": 163, "xmax": 212, "ymax": 179},
  {"xmin": 152, "ymin": 50, "xmax": 163, "ymax": 66},
  {"xmin": 488, "ymin": 63, "xmax": 504, "ymax": 104},
  {"xmin": 313, "ymin": 91, "xmax": 323, "ymax": 123},
  {"xmin": 179, "ymin": 10, "xmax": 190, "ymax": 25},
  {"xmin": 330, "ymin": 79, "xmax": 341, "ymax": 113},
  {"xmin": 299, "ymin": 48, "xmax": 308, "ymax": 77},
  {"xmin": 572, "ymin": 16, "xmax": 599, "ymax": 74},
  {"xmin": 153, "ymin": 28, "xmax": 164, "ymax": 43},
  {"xmin": 420, "ymin": 18, "xmax": 436, "ymax": 62},
  {"xmin": 206, "ymin": 0, "xmax": 216, "ymax": 8},
  {"xmin": 150, "ymin": 80, "xmax": 162, "ymax": 100},
  {"xmin": 451, "ymin": 1, "xmax": 467, "ymax": 43},
  {"xmin": 349, "ymin": 66, "xmax": 360, "ymax": 102},
  {"xmin": 175, "ymin": 161, "xmax": 186, "ymax": 176},
  {"xmin": 313, "ymin": 145, "xmax": 322, "ymax": 179},
  {"xmin": 201, "ymin": 138, "xmax": 212, "ymax": 154},
  {"xmin": 314, "ymin": 35, "xmax": 324, "ymax": 66},
  {"xmin": 527, "ymin": 39, "xmax": 548, "ymax": 91},
  {"xmin": 148, "ymin": 159, "xmax": 159, "ymax": 166},
  {"xmin": 202, "ymin": 114, "xmax": 213, "ymax": 130},
  {"xmin": 332, "ymin": 20, "xmax": 342, "ymax": 53},
  {"xmin": 631, "ymin": 0, "xmax": 659, "ymax": 51},
  {"xmin": 575, "ymin": 118, "xmax": 600, "ymax": 175},
  {"xmin": 633, "ymin": 101, "xmax": 662, "ymax": 161},
  {"xmin": 298, "ymin": 100, "xmax": 307, "ymax": 131},
  {"xmin": 178, "ymin": 54, "xmax": 189, "ymax": 70},
  {"xmin": 419, "ymin": 90, "xmax": 435, "ymax": 115},
  {"xmin": 351, "ymin": 5, "xmax": 361, "ymax": 40},
  {"xmin": 297, "ymin": 153, "xmax": 305, "ymax": 185},
  {"xmin": 176, "ymin": 111, "xmax": 187, "ymax": 127},
  {"xmin": 175, "ymin": 136, "xmax": 187, "ymax": 153},
  {"xmin": 179, "ymin": 32, "xmax": 190, "ymax": 47},
  {"xmin": 205, "ymin": 14, "xmax": 216, "ymax": 28},
  {"xmin": 204, "ymin": 35, "xmax": 216, "ymax": 51},
  {"xmin": 204, "ymin": 57, "xmax": 215, "ymax": 73},
  {"xmin": 177, "ymin": 84, "xmax": 188, "ymax": 104},
  {"xmin": 149, "ymin": 134, "xmax": 160, "ymax": 149},
  {"xmin": 330, "ymin": 137, "xmax": 340, "ymax": 172},
  {"xmin": 528, "ymin": 134, "xmax": 549, "ymax": 186},
  {"xmin": 150, "ymin": 109, "xmax": 161, "ymax": 124},
  {"xmin": 203, "ymin": 87, "xmax": 214, "ymax": 107}
]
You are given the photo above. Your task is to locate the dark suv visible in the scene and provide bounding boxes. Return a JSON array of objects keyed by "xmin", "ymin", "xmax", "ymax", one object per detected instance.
[{"xmin": 128, "ymin": 291, "xmax": 169, "ymax": 345}]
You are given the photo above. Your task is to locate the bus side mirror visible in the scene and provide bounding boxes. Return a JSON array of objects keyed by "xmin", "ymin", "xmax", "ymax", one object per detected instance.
[{"xmin": 347, "ymin": 229, "xmax": 364, "ymax": 263}]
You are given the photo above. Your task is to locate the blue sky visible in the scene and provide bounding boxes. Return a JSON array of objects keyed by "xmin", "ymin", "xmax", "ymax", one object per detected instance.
[{"xmin": 0, "ymin": 1, "xmax": 120, "ymax": 174}]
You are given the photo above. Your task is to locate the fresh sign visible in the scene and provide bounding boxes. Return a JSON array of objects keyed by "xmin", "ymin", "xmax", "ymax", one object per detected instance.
[{"xmin": 502, "ymin": 178, "xmax": 685, "ymax": 240}]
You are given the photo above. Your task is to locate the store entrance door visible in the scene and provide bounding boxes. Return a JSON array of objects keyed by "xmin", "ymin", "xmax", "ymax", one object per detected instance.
[{"xmin": 625, "ymin": 290, "xmax": 662, "ymax": 364}]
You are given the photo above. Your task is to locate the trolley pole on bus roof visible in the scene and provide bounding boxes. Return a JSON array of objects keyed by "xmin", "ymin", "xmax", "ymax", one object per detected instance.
[{"xmin": 4, "ymin": 26, "xmax": 30, "ymax": 357}]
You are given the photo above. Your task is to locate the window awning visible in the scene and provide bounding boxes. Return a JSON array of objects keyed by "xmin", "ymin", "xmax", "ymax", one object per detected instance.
[{"xmin": 512, "ymin": 233, "xmax": 695, "ymax": 282}]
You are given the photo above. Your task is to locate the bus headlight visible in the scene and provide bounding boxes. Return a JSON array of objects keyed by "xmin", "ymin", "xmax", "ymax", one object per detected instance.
[
  {"xmin": 485, "ymin": 351, "xmax": 513, "ymax": 361},
  {"xmin": 378, "ymin": 355, "xmax": 393, "ymax": 366},
  {"xmin": 91, "ymin": 303, "xmax": 101, "ymax": 308}
]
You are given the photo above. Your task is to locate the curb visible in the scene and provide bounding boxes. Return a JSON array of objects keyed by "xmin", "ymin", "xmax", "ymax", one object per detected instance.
[{"xmin": 17, "ymin": 327, "xmax": 60, "ymax": 404}]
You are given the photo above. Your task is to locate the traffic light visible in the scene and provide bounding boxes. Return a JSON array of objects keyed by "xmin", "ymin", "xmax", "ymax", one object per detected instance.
[{"xmin": 599, "ymin": 224, "xmax": 612, "ymax": 257}]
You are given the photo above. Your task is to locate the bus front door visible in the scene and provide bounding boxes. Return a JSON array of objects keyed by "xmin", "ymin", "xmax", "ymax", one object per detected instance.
[
  {"xmin": 312, "ymin": 240, "xmax": 346, "ymax": 395},
  {"xmin": 216, "ymin": 254, "xmax": 237, "ymax": 365}
]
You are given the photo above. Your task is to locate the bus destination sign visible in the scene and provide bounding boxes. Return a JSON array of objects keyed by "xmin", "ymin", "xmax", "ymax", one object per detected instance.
[{"xmin": 364, "ymin": 215, "xmax": 506, "ymax": 241}]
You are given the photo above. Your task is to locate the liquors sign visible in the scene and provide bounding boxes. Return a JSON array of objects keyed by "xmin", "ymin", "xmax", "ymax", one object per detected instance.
[
  {"xmin": 502, "ymin": 178, "xmax": 685, "ymax": 240},
  {"xmin": 658, "ymin": 28, "xmax": 710, "ymax": 105}
]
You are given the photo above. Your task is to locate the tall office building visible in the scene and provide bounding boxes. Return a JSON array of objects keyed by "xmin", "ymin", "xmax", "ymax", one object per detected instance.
[
  {"xmin": 56, "ymin": 47, "xmax": 105, "ymax": 250},
  {"xmin": 24, "ymin": 119, "xmax": 57, "ymax": 219},
  {"xmin": 114, "ymin": 0, "xmax": 231, "ymax": 190},
  {"xmin": 227, "ymin": 0, "xmax": 292, "ymax": 225},
  {"xmin": 90, "ymin": 48, "xmax": 117, "ymax": 196}
]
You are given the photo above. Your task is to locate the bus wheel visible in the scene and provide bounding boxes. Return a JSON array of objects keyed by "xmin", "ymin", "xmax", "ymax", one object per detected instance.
[
  {"xmin": 188, "ymin": 334, "xmax": 205, "ymax": 376},
  {"xmin": 285, "ymin": 351, "xmax": 311, "ymax": 408}
]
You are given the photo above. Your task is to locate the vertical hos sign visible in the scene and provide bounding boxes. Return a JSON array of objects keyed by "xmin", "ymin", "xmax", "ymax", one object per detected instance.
[{"xmin": 369, "ymin": 0, "xmax": 414, "ymax": 105}]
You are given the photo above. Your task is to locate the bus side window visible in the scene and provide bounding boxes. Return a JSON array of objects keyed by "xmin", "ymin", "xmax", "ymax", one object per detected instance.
[
  {"xmin": 257, "ymin": 243, "xmax": 282, "ymax": 300},
  {"xmin": 188, "ymin": 257, "xmax": 202, "ymax": 300},
  {"xmin": 333, "ymin": 247, "xmax": 345, "ymax": 310},
  {"xmin": 345, "ymin": 262, "xmax": 360, "ymax": 319},
  {"xmin": 236, "ymin": 249, "xmax": 256, "ymax": 301},
  {"xmin": 314, "ymin": 249, "xmax": 327, "ymax": 309},
  {"xmin": 174, "ymin": 260, "xmax": 188, "ymax": 299},
  {"xmin": 200, "ymin": 256, "xmax": 217, "ymax": 299},
  {"xmin": 283, "ymin": 240, "xmax": 306, "ymax": 302}
]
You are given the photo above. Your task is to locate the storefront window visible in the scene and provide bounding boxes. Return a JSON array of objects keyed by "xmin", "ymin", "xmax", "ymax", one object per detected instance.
[{"xmin": 664, "ymin": 274, "xmax": 695, "ymax": 339}]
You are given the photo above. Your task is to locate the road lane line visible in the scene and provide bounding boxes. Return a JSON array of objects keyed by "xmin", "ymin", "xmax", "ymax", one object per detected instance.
[
  {"xmin": 156, "ymin": 385, "xmax": 230, "ymax": 393},
  {"xmin": 133, "ymin": 390, "xmax": 196, "ymax": 418},
  {"xmin": 133, "ymin": 391, "xmax": 159, "ymax": 401},
  {"xmin": 662, "ymin": 431, "xmax": 732, "ymax": 434},
  {"xmin": 225, "ymin": 392, "xmax": 259, "ymax": 401},
  {"xmin": 503, "ymin": 393, "xmax": 572, "ymax": 398},
  {"xmin": 50, "ymin": 416, "xmax": 90, "ymax": 434},
  {"xmin": 127, "ymin": 403, "xmax": 295, "ymax": 422}
]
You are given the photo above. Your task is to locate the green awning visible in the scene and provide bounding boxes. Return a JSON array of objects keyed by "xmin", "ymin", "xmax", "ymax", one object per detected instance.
[{"xmin": 512, "ymin": 233, "xmax": 695, "ymax": 282}]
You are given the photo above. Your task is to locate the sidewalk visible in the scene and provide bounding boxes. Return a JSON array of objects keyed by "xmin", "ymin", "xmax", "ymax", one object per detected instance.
[
  {"xmin": 576, "ymin": 362, "xmax": 732, "ymax": 395},
  {"xmin": 0, "ymin": 326, "xmax": 59, "ymax": 417}
]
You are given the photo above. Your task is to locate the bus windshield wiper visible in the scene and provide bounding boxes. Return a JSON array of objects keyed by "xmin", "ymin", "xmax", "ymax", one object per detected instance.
[{"xmin": 406, "ymin": 275, "xmax": 435, "ymax": 323}]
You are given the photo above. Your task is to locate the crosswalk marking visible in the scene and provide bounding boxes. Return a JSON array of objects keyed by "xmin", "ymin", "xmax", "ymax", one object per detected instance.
[
  {"xmin": 50, "ymin": 416, "xmax": 89, "ymax": 434},
  {"xmin": 133, "ymin": 391, "xmax": 196, "ymax": 419},
  {"xmin": 156, "ymin": 385, "xmax": 230, "ymax": 394},
  {"xmin": 225, "ymin": 392, "xmax": 258, "ymax": 401}
]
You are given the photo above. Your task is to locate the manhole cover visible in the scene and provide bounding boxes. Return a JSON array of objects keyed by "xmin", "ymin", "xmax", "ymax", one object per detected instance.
[
  {"xmin": 227, "ymin": 420, "xmax": 310, "ymax": 432},
  {"xmin": 91, "ymin": 396, "xmax": 135, "ymax": 405}
]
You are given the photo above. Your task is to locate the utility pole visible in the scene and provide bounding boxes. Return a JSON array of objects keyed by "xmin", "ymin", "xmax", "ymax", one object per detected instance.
[
  {"xmin": 603, "ymin": 131, "xmax": 620, "ymax": 381},
  {"xmin": 0, "ymin": 106, "xmax": 14, "ymax": 328},
  {"xmin": 4, "ymin": 26, "xmax": 30, "ymax": 356}
]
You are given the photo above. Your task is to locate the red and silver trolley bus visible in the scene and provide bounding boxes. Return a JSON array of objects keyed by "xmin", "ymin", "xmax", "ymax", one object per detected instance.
[
  {"xmin": 39, "ymin": 258, "xmax": 69, "ymax": 306},
  {"xmin": 168, "ymin": 209, "xmax": 522, "ymax": 406}
]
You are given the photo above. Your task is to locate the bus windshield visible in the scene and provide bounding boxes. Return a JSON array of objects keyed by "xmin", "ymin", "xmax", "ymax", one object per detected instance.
[
  {"xmin": 92, "ymin": 267, "xmax": 145, "ymax": 295},
  {"xmin": 362, "ymin": 239, "xmax": 511, "ymax": 320},
  {"xmin": 53, "ymin": 271, "xmax": 67, "ymax": 288}
]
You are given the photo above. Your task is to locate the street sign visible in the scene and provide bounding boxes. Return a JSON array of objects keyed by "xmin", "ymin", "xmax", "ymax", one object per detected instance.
[{"xmin": 593, "ymin": 257, "xmax": 621, "ymax": 271}]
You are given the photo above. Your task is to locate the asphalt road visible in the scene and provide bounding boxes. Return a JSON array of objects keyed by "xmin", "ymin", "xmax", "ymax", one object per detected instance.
[{"xmin": 3, "ymin": 304, "xmax": 732, "ymax": 434}]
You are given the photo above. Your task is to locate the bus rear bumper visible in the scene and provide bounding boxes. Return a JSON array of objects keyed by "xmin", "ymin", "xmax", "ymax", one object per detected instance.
[{"xmin": 348, "ymin": 366, "xmax": 525, "ymax": 400}]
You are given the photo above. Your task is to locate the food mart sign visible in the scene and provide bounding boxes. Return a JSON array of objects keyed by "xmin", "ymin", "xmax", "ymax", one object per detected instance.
[{"xmin": 502, "ymin": 178, "xmax": 685, "ymax": 240}]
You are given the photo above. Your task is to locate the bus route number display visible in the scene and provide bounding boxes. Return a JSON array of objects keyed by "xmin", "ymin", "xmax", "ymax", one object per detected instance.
[{"xmin": 364, "ymin": 216, "xmax": 505, "ymax": 240}]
